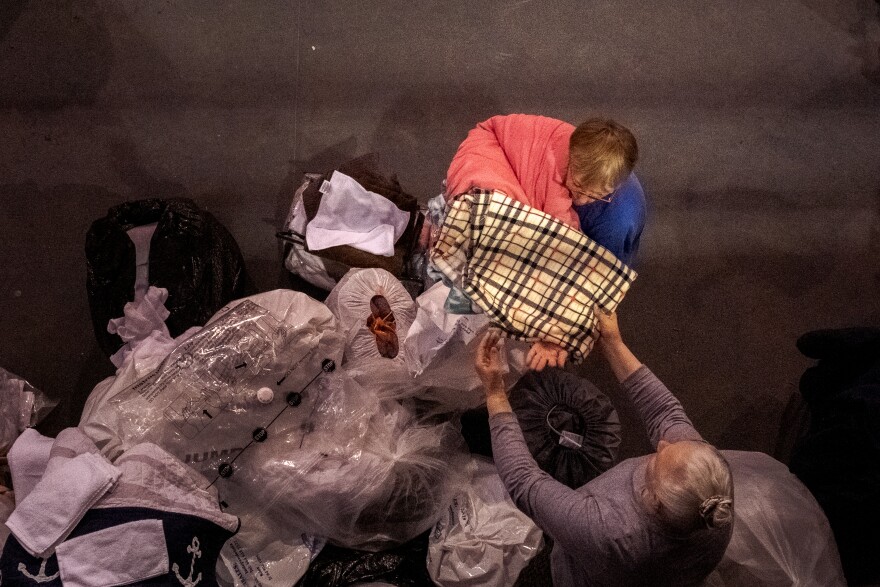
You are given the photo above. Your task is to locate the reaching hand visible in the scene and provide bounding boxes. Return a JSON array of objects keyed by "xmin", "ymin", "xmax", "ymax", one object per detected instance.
[
  {"xmin": 475, "ymin": 329, "xmax": 506, "ymax": 394},
  {"xmin": 526, "ymin": 340, "xmax": 569, "ymax": 372},
  {"xmin": 594, "ymin": 306, "xmax": 622, "ymax": 346}
]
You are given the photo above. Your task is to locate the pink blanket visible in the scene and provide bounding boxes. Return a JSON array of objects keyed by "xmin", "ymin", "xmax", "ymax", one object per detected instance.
[{"xmin": 445, "ymin": 114, "xmax": 580, "ymax": 229}]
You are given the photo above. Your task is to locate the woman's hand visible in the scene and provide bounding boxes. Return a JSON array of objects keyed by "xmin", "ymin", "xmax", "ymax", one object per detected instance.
[
  {"xmin": 476, "ymin": 330, "xmax": 514, "ymax": 415},
  {"xmin": 594, "ymin": 307, "xmax": 622, "ymax": 347},
  {"xmin": 593, "ymin": 305, "xmax": 642, "ymax": 382},
  {"xmin": 476, "ymin": 330, "xmax": 506, "ymax": 395},
  {"xmin": 526, "ymin": 340, "xmax": 569, "ymax": 371}
]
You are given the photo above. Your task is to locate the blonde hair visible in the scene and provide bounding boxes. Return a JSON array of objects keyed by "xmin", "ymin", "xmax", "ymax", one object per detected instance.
[
  {"xmin": 568, "ymin": 118, "xmax": 638, "ymax": 191},
  {"xmin": 653, "ymin": 442, "xmax": 734, "ymax": 532}
]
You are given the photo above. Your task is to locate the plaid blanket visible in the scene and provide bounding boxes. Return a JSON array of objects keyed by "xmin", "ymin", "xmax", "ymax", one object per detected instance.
[{"xmin": 430, "ymin": 190, "xmax": 637, "ymax": 362}]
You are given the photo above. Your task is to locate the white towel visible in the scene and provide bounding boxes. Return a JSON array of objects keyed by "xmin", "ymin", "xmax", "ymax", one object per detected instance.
[
  {"xmin": 6, "ymin": 427, "xmax": 54, "ymax": 502},
  {"xmin": 305, "ymin": 171, "xmax": 410, "ymax": 257},
  {"xmin": 56, "ymin": 519, "xmax": 169, "ymax": 587},
  {"xmin": 6, "ymin": 451, "xmax": 121, "ymax": 557}
]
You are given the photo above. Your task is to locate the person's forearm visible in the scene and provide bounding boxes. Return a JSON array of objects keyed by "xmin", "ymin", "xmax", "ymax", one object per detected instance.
[
  {"xmin": 600, "ymin": 338, "xmax": 642, "ymax": 383},
  {"xmin": 485, "ymin": 385, "xmax": 513, "ymax": 416}
]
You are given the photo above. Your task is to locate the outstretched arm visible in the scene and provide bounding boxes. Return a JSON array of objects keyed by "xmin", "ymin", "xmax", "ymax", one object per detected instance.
[
  {"xmin": 475, "ymin": 331, "xmax": 600, "ymax": 549},
  {"xmin": 475, "ymin": 329, "xmax": 513, "ymax": 416},
  {"xmin": 594, "ymin": 309, "xmax": 702, "ymax": 447},
  {"xmin": 594, "ymin": 309, "xmax": 642, "ymax": 382}
]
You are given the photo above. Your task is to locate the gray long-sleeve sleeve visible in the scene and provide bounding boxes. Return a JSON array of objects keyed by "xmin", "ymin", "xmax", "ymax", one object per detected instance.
[
  {"xmin": 622, "ymin": 365, "xmax": 703, "ymax": 447},
  {"xmin": 490, "ymin": 365, "xmax": 723, "ymax": 587}
]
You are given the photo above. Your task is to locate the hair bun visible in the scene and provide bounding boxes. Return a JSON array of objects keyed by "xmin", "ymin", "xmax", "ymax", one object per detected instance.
[{"xmin": 699, "ymin": 495, "xmax": 732, "ymax": 528}]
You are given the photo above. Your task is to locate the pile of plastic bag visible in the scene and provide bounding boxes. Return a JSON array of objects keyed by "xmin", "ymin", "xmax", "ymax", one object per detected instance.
[
  {"xmin": 7, "ymin": 264, "xmax": 852, "ymax": 587},
  {"xmin": 79, "ymin": 274, "xmax": 526, "ymax": 586}
]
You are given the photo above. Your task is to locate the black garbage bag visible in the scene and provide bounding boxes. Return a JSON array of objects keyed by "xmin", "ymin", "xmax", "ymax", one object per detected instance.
[
  {"xmin": 509, "ymin": 368, "xmax": 621, "ymax": 489},
  {"xmin": 298, "ymin": 531, "xmax": 431, "ymax": 587},
  {"xmin": 789, "ymin": 326, "xmax": 880, "ymax": 585},
  {"xmin": 86, "ymin": 198, "xmax": 251, "ymax": 358}
]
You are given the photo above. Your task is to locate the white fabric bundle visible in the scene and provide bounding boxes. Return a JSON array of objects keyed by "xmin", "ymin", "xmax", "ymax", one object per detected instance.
[{"xmin": 326, "ymin": 268, "xmax": 416, "ymax": 377}]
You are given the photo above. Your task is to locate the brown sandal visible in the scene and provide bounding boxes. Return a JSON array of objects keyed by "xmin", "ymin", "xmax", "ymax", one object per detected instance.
[{"xmin": 367, "ymin": 295, "xmax": 399, "ymax": 358}]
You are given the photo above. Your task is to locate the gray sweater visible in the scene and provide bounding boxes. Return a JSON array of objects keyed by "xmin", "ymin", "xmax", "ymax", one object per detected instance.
[{"xmin": 490, "ymin": 365, "xmax": 732, "ymax": 587}]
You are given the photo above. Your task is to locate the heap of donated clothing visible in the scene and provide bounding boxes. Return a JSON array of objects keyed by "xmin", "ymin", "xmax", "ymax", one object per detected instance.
[
  {"xmin": 1, "ymin": 428, "xmax": 237, "ymax": 586},
  {"xmin": 0, "ymin": 271, "xmax": 850, "ymax": 587},
  {"xmin": 285, "ymin": 152, "xmax": 423, "ymax": 286},
  {"xmin": 78, "ymin": 287, "xmax": 475, "ymax": 586},
  {"xmin": 430, "ymin": 189, "xmax": 637, "ymax": 362}
]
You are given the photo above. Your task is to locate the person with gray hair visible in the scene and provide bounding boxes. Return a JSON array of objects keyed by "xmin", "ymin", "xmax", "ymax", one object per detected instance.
[{"xmin": 475, "ymin": 309, "xmax": 733, "ymax": 586}]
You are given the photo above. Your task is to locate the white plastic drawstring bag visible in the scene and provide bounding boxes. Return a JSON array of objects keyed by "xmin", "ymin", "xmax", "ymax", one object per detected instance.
[{"xmin": 427, "ymin": 456, "xmax": 543, "ymax": 586}]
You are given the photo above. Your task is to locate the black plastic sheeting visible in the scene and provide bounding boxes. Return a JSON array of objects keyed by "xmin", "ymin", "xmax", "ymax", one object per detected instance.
[
  {"xmin": 509, "ymin": 368, "xmax": 621, "ymax": 489},
  {"xmin": 86, "ymin": 198, "xmax": 251, "ymax": 358},
  {"xmin": 789, "ymin": 327, "xmax": 880, "ymax": 586},
  {"xmin": 298, "ymin": 531, "xmax": 432, "ymax": 587}
]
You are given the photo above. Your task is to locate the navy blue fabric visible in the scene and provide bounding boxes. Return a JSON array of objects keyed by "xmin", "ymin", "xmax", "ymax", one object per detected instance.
[
  {"xmin": 1, "ymin": 507, "xmax": 237, "ymax": 586},
  {"xmin": 573, "ymin": 172, "xmax": 646, "ymax": 267}
]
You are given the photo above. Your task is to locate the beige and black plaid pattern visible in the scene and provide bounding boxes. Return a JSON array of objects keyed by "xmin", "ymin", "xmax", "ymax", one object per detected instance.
[{"xmin": 431, "ymin": 190, "xmax": 637, "ymax": 362}]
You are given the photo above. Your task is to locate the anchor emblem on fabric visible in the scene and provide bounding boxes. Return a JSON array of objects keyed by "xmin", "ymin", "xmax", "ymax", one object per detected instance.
[
  {"xmin": 17, "ymin": 559, "xmax": 59, "ymax": 583},
  {"xmin": 172, "ymin": 536, "xmax": 203, "ymax": 586}
]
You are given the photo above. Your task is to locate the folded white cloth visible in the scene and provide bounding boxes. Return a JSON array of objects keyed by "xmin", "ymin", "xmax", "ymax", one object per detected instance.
[
  {"xmin": 6, "ymin": 451, "xmax": 121, "ymax": 557},
  {"xmin": 56, "ymin": 518, "xmax": 169, "ymax": 587},
  {"xmin": 6, "ymin": 428, "xmax": 54, "ymax": 502},
  {"xmin": 306, "ymin": 171, "xmax": 410, "ymax": 256}
]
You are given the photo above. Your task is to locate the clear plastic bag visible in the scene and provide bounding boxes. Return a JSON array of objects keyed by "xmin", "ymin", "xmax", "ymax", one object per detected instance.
[
  {"xmin": 703, "ymin": 451, "xmax": 846, "ymax": 587},
  {"xmin": 82, "ymin": 288, "xmax": 470, "ymax": 587},
  {"xmin": 224, "ymin": 379, "xmax": 471, "ymax": 552},
  {"xmin": 427, "ymin": 457, "xmax": 543, "ymax": 587},
  {"xmin": 0, "ymin": 368, "xmax": 57, "ymax": 456},
  {"xmin": 82, "ymin": 290, "xmax": 344, "ymax": 587}
]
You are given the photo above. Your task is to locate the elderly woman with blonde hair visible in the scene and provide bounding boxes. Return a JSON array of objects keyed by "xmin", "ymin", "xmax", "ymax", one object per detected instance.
[{"xmin": 476, "ymin": 309, "xmax": 733, "ymax": 586}]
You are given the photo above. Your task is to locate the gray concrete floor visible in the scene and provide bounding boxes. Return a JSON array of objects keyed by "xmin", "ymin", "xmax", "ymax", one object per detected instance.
[{"xmin": 1, "ymin": 1, "xmax": 879, "ymax": 464}]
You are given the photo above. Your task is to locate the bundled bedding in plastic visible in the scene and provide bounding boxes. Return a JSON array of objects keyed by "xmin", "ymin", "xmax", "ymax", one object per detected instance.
[{"xmin": 80, "ymin": 289, "xmax": 471, "ymax": 586}]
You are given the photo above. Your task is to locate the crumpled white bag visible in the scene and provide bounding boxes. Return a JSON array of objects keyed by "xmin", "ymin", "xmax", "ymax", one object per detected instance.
[
  {"xmin": 399, "ymin": 282, "xmax": 529, "ymax": 411},
  {"xmin": 107, "ymin": 286, "xmax": 174, "ymax": 368},
  {"xmin": 427, "ymin": 457, "xmax": 543, "ymax": 587}
]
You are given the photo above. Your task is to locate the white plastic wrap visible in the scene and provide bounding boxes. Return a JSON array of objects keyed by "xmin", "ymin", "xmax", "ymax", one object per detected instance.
[
  {"xmin": 427, "ymin": 457, "xmax": 543, "ymax": 587},
  {"xmin": 233, "ymin": 379, "xmax": 470, "ymax": 551},
  {"xmin": 81, "ymin": 290, "xmax": 344, "ymax": 587},
  {"xmin": 398, "ymin": 282, "xmax": 530, "ymax": 411},
  {"xmin": 81, "ymin": 290, "xmax": 343, "ymax": 458},
  {"xmin": 107, "ymin": 286, "xmax": 173, "ymax": 368},
  {"xmin": 0, "ymin": 368, "xmax": 57, "ymax": 457},
  {"xmin": 704, "ymin": 451, "xmax": 846, "ymax": 587},
  {"xmin": 325, "ymin": 268, "xmax": 416, "ymax": 375}
]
